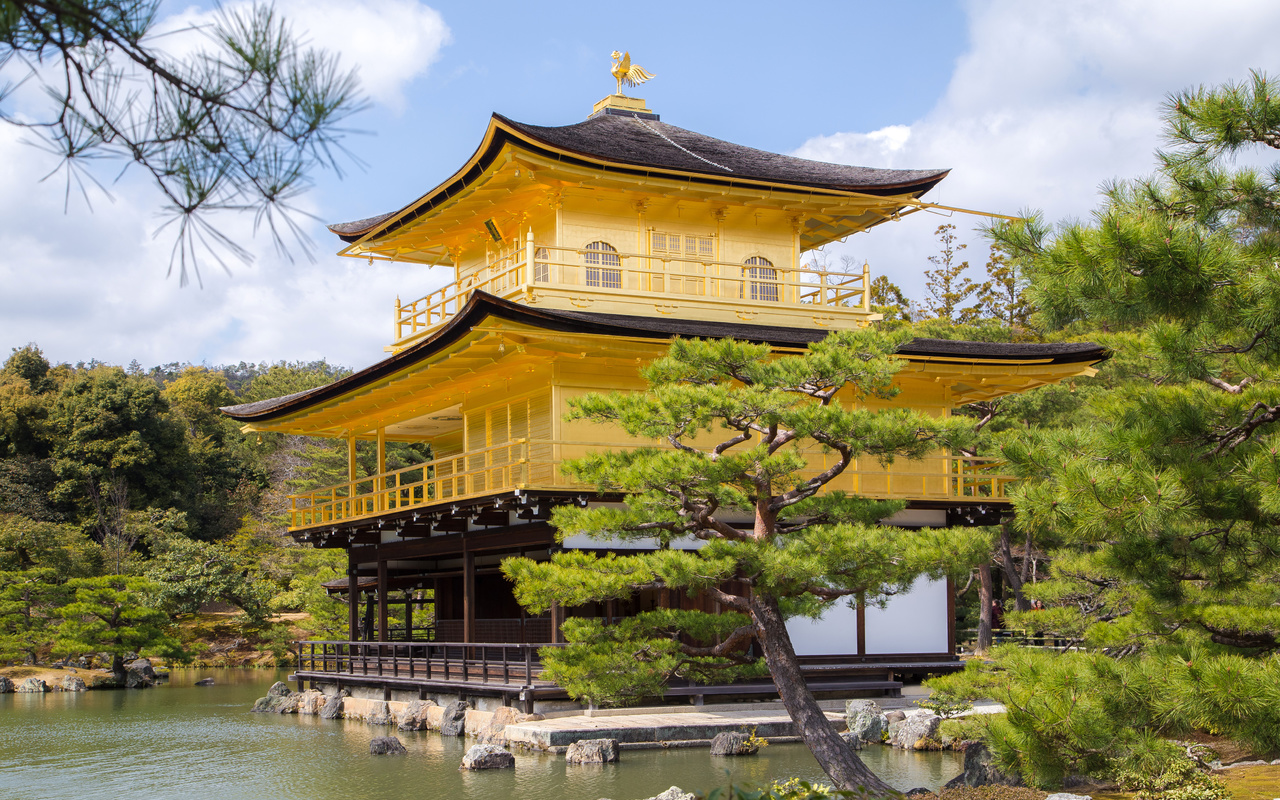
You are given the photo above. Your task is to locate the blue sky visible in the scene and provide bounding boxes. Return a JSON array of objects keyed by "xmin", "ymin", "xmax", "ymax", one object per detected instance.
[{"xmin": 1, "ymin": 0, "xmax": 1277, "ymax": 371}]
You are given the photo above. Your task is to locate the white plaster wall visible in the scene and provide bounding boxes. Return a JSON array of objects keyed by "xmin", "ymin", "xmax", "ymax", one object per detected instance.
[
  {"xmin": 864, "ymin": 577, "xmax": 949, "ymax": 654},
  {"xmin": 786, "ymin": 601, "xmax": 859, "ymax": 656}
]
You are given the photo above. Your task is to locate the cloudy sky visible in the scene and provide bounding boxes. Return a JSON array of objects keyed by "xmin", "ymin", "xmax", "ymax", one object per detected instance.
[{"xmin": 2, "ymin": 0, "xmax": 1277, "ymax": 372}]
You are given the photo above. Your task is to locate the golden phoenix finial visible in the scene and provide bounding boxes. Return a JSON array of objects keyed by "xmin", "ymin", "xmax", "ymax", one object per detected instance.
[{"xmin": 610, "ymin": 51, "xmax": 654, "ymax": 96}]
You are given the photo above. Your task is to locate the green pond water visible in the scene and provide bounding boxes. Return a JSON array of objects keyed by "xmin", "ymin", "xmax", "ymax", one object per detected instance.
[{"xmin": 0, "ymin": 669, "xmax": 962, "ymax": 800}]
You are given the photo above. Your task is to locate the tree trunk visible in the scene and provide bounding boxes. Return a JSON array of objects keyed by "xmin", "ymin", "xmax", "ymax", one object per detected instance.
[
  {"xmin": 976, "ymin": 561, "xmax": 993, "ymax": 655},
  {"xmin": 998, "ymin": 520, "xmax": 1031, "ymax": 612},
  {"xmin": 750, "ymin": 594, "xmax": 900, "ymax": 798}
]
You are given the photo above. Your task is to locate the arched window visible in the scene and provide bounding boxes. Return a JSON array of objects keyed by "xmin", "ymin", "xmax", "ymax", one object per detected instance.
[
  {"xmin": 744, "ymin": 256, "xmax": 778, "ymax": 302},
  {"xmin": 534, "ymin": 247, "xmax": 550, "ymax": 283},
  {"xmin": 583, "ymin": 241, "xmax": 622, "ymax": 289}
]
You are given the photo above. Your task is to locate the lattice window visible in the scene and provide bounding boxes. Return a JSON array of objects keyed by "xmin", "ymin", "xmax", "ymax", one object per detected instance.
[
  {"xmin": 583, "ymin": 241, "xmax": 622, "ymax": 289},
  {"xmin": 744, "ymin": 256, "xmax": 779, "ymax": 302},
  {"xmin": 651, "ymin": 231, "xmax": 713, "ymax": 259},
  {"xmin": 534, "ymin": 247, "xmax": 550, "ymax": 283}
]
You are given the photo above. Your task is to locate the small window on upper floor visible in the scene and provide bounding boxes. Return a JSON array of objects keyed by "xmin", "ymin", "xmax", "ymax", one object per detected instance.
[
  {"xmin": 744, "ymin": 256, "xmax": 779, "ymax": 302},
  {"xmin": 651, "ymin": 231, "xmax": 714, "ymax": 260},
  {"xmin": 583, "ymin": 241, "xmax": 622, "ymax": 289},
  {"xmin": 534, "ymin": 247, "xmax": 550, "ymax": 283}
]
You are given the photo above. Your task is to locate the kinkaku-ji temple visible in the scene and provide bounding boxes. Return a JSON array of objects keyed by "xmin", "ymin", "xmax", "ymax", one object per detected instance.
[{"xmin": 222, "ymin": 71, "xmax": 1106, "ymax": 712}]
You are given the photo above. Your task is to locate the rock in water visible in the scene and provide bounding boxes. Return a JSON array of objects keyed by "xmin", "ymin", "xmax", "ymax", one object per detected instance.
[
  {"xmin": 0, "ymin": 676, "xmax": 14, "ymax": 693},
  {"xmin": 125, "ymin": 669, "xmax": 154, "ymax": 689},
  {"xmin": 267, "ymin": 681, "xmax": 292, "ymax": 698},
  {"xmin": 904, "ymin": 789, "xmax": 933, "ymax": 797},
  {"xmin": 319, "ymin": 694, "xmax": 345, "ymax": 720},
  {"xmin": 370, "ymin": 736, "xmax": 408, "ymax": 755},
  {"xmin": 397, "ymin": 699, "xmax": 435, "ymax": 731},
  {"xmin": 126, "ymin": 658, "xmax": 156, "ymax": 679},
  {"xmin": 367, "ymin": 701, "xmax": 394, "ymax": 726},
  {"xmin": 194, "ymin": 678, "xmax": 215, "ymax": 686},
  {"xmin": 16, "ymin": 678, "xmax": 47, "ymax": 693},
  {"xmin": 709, "ymin": 732, "xmax": 759, "ymax": 756},
  {"xmin": 884, "ymin": 710, "xmax": 906, "ymax": 724},
  {"xmin": 460, "ymin": 744, "xmax": 515, "ymax": 770},
  {"xmin": 839, "ymin": 731, "xmax": 865, "ymax": 751},
  {"xmin": 845, "ymin": 699, "xmax": 887, "ymax": 743},
  {"xmin": 645, "ymin": 789, "xmax": 695, "ymax": 800},
  {"xmin": 439, "ymin": 700, "xmax": 468, "ymax": 737},
  {"xmin": 565, "ymin": 738, "xmax": 620, "ymax": 764},
  {"xmin": 59, "ymin": 675, "xmax": 87, "ymax": 692},
  {"xmin": 888, "ymin": 712, "xmax": 941, "ymax": 750},
  {"xmin": 943, "ymin": 742, "xmax": 1023, "ymax": 788}
]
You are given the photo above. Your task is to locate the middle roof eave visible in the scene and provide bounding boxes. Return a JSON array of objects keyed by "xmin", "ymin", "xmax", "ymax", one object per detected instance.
[{"xmin": 220, "ymin": 291, "xmax": 1109, "ymax": 425}]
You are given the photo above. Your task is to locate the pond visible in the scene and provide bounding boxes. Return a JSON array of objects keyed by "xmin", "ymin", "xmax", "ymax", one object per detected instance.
[{"xmin": 0, "ymin": 669, "xmax": 962, "ymax": 799}]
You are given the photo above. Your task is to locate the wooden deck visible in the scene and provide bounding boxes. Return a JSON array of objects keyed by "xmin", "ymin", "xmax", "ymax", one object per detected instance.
[{"xmin": 293, "ymin": 640, "xmax": 963, "ymax": 708}]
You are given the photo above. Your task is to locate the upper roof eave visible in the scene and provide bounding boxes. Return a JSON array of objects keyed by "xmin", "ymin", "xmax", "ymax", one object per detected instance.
[
  {"xmin": 328, "ymin": 113, "xmax": 951, "ymax": 246},
  {"xmin": 220, "ymin": 292, "xmax": 1110, "ymax": 425}
]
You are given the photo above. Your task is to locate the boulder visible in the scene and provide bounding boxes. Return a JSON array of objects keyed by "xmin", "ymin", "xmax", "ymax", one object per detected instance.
[
  {"xmin": 904, "ymin": 790, "xmax": 934, "ymax": 798},
  {"xmin": 251, "ymin": 691, "xmax": 302, "ymax": 713},
  {"xmin": 476, "ymin": 705, "xmax": 541, "ymax": 745},
  {"xmin": 369, "ymin": 736, "xmax": 408, "ymax": 755},
  {"xmin": 397, "ymin": 699, "xmax": 435, "ymax": 731},
  {"xmin": 319, "ymin": 694, "xmax": 345, "ymax": 720},
  {"xmin": 709, "ymin": 731, "xmax": 759, "ymax": 756},
  {"xmin": 888, "ymin": 712, "xmax": 940, "ymax": 750},
  {"xmin": 645, "ymin": 789, "xmax": 695, "ymax": 800},
  {"xmin": 296, "ymin": 689, "xmax": 327, "ymax": 715},
  {"xmin": 565, "ymin": 738, "xmax": 620, "ymax": 764},
  {"xmin": 16, "ymin": 677, "xmax": 47, "ymax": 693},
  {"xmin": 884, "ymin": 709, "xmax": 906, "ymax": 724},
  {"xmin": 845, "ymin": 699, "xmax": 887, "ymax": 743},
  {"xmin": 194, "ymin": 678, "xmax": 215, "ymax": 686},
  {"xmin": 839, "ymin": 731, "xmax": 865, "ymax": 751},
  {"xmin": 59, "ymin": 675, "xmax": 87, "ymax": 692},
  {"xmin": 126, "ymin": 658, "xmax": 156, "ymax": 679},
  {"xmin": 943, "ymin": 742, "xmax": 1023, "ymax": 789},
  {"xmin": 367, "ymin": 700, "xmax": 394, "ymax": 726},
  {"xmin": 439, "ymin": 699, "xmax": 469, "ymax": 737},
  {"xmin": 460, "ymin": 744, "xmax": 515, "ymax": 770},
  {"xmin": 0, "ymin": 676, "xmax": 14, "ymax": 693},
  {"xmin": 125, "ymin": 669, "xmax": 154, "ymax": 689},
  {"xmin": 267, "ymin": 681, "xmax": 292, "ymax": 698}
]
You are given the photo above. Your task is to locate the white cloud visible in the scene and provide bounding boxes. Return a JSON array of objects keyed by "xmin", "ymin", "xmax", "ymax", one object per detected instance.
[{"xmin": 793, "ymin": 0, "xmax": 1280, "ymax": 299}]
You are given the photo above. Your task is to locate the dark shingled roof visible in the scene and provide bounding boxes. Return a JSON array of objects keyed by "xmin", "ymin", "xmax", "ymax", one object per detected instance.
[
  {"xmin": 497, "ymin": 112, "xmax": 949, "ymax": 194},
  {"xmin": 328, "ymin": 111, "xmax": 950, "ymax": 242},
  {"xmin": 221, "ymin": 293, "xmax": 1109, "ymax": 423}
]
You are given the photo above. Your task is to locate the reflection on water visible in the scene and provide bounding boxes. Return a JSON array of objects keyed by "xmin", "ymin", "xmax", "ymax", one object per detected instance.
[{"xmin": 0, "ymin": 669, "xmax": 960, "ymax": 800}]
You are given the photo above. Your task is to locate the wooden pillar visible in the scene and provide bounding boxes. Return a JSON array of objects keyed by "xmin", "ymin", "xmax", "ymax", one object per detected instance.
[
  {"xmin": 347, "ymin": 550, "xmax": 360, "ymax": 643},
  {"xmin": 404, "ymin": 593, "xmax": 414, "ymax": 641},
  {"xmin": 376, "ymin": 427, "xmax": 386, "ymax": 511},
  {"xmin": 946, "ymin": 574, "xmax": 956, "ymax": 656},
  {"xmin": 550, "ymin": 601, "xmax": 563, "ymax": 644},
  {"xmin": 462, "ymin": 543, "xmax": 476, "ymax": 645},
  {"xmin": 856, "ymin": 593, "xmax": 866, "ymax": 656},
  {"xmin": 346, "ymin": 434, "xmax": 357, "ymax": 481},
  {"xmin": 377, "ymin": 559, "xmax": 389, "ymax": 642}
]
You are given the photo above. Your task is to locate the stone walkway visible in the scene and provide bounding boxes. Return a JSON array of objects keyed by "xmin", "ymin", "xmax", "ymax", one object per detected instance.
[{"xmin": 504, "ymin": 695, "xmax": 1005, "ymax": 751}]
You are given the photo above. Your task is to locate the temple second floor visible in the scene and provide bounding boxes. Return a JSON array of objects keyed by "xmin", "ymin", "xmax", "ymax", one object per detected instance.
[{"xmin": 222, "ymin": 293, "xmax": 1107, "ymax": 533}]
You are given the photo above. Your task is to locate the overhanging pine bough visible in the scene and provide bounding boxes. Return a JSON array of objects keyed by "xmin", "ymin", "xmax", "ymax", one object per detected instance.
[{"xmin": 503, "ymin": 330, "xmax": 985, "ymax": 797}]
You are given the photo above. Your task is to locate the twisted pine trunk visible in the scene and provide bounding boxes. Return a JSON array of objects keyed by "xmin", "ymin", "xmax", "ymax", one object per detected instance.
[{"xmin": 750, "ymin": 595, "xmax": 901, "ymax": 798}]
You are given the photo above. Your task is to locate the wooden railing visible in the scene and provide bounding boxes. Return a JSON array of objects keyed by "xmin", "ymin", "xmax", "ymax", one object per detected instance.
[
  {"xmin": 393, "ymin": 238, "xmax": 871, "ymax": 343},
  {"xmin": 296, "ymin": 640, "xmax": 563, "ymax": 687},
  {"xmin": 287, "ymin": 439, "xmax": 1012, "ymax": 530}
]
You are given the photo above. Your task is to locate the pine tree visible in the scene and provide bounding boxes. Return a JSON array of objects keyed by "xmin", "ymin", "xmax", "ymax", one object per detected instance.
[
  {"xmin": 923, "ymin": 223, "xmax": 982, "ymax": 323},
  {"xmin": 976, "ymin": 242, "xmax": 1033, "ymax": 336},
  {"xmin": 55, "ymin": 575, "xmax": 180, "ymax": 681},
  {"xmin": 503, "ymin": 330, "xmax": 985, "ymax": 796}
]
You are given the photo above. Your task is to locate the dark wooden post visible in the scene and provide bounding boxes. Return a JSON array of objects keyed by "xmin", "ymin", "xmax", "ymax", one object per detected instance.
[
  {"xmin": 856, "ymin": 593, "xmax": 866, "ymax": 657},
  {"xmin": 462, "ymin": 539, "xmax": 476, "ymax": 645},
  {"xmin": 377, "ymin": 559, "xmax": 389, "ymax": 642},
  {"xmin": 550, "ymin": 601, "xmax": 563, "ymax": 644},
  {"xmin": 404, "ymin": 592, "xmax": 414, "ymax": 641},
  {"xmin": 347, "ymin": 551, "xmax": 360, "ymax": 643},
  {"xmin": 946, "ymin": 574, "xmax": 957, "ymax": 655}
]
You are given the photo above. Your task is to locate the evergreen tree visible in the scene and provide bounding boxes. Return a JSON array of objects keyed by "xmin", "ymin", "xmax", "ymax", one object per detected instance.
[
  {"xmin": 0, "ymin": 569, "xmax": 63, "ymax": 664},
  {"xmin": 55, "ymin": 575, "xmax": 180, "ymax": 681},
  {"xmin": 1, "ymin": 0, "xmax": 365, "ymax": 284},
  {"xmin": 503, "ymin": 331, "xmax": 985, "ymax": 796},
  {"xmin": 955, "ymin": 69, "xmax": 1280, "ymax": 785},
  {"xmin": 976, "ymin": 242, "xmax": 1034, "ymax": 337},
  {"xmin": 922, "ymin": 223, "xmax": 982, "ymax": 323}
]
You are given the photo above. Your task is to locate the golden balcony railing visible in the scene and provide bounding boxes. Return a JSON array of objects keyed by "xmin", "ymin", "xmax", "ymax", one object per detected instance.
[
  {"xmin": 393, "ymin": 239, "xmax": 871, "ymax": 344},
  {"xmin": 287, "ymin": 439, "xmax": 1012, "ymax": 531}
]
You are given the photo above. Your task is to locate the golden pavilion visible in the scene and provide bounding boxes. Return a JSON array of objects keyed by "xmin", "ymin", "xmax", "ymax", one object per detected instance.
[{"xmin": 223, "ymin": 88, "xmax": 1104, "ymax": 709}]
